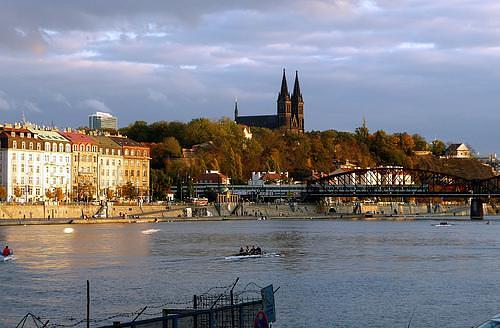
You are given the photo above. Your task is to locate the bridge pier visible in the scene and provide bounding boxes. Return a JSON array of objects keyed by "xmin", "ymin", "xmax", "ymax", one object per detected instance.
[{"xmin": 470, "ymin": 198, "xmax": 484, "ymax": 220}]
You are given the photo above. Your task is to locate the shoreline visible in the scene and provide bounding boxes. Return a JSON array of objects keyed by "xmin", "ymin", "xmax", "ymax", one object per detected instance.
[{"xmin": 0, "ymin": 213, "xmax": 480, "ymax": 226}]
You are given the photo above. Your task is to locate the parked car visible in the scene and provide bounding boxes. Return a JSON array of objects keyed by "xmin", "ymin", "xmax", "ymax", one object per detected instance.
[
  {"xmin": 92, "ymin": 213, "xmax": 106, "ymax": 218},
  {"xmin": 475, "ymin": 313, "xmax": 500, "ymax": 328}
]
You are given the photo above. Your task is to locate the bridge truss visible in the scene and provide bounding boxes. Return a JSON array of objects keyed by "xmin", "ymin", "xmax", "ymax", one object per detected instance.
[{"xmin": 307, "ymin": 167, "xmax": 500, "ymax": 198}]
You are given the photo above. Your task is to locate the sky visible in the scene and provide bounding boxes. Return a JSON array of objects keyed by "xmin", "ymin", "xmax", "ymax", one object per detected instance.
[{"xmin": 0, "ymin": 1, "xmax": 500, "ymax": 154}]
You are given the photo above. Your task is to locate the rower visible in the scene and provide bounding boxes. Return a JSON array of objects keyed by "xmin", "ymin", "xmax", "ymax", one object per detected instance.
[
  {"xmin": 256, "ymin": 246, "xmax": 262, "ymax": 255},
  {"xmin": 250, "ymin": 245, "xmax": 256, "ymax": 255},
  {"xmin": 239, "ymin": 247, "xmax": 245, "ymax": 255},
  {"xmin": 2, "ymin": 245, "xmax": 11, "ymax": 257}
]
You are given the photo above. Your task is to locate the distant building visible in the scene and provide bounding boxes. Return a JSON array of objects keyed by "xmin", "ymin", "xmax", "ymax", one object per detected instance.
[
  {"xmin": 89, "ymin": 112, "xmax": 118, "ymax": 130},
  {"xmin": 195, "ymin": 170, "xmax": 230, "ymax": 185},
  {"xmin": 248, "ymin": 171, "xmax": 289, "ymax": 186},
  {"xmin": 109, "ymin": 136, "xmax": 151, "ymax": 199},
  {"xmin": 59, "ymin": 131, "xmax": 99, "ymax": 201},
  {"xmin": 445, "ymin": 143, "xmax": 471, "ymax": 158},
  {"xmin": 234, "ymin": 69, "xmax": 304, "ymax": 133}
]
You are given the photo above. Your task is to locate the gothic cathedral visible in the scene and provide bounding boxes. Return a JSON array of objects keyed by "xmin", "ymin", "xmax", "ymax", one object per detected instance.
[{"xmin": 234, "ymin": 69, "xmax": 304, "ymax": 133}]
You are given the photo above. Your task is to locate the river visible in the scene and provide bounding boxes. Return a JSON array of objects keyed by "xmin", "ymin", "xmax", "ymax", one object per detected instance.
[{"xmin": 1, "ymin": 218, "xmax": 500, "ymax": 327}]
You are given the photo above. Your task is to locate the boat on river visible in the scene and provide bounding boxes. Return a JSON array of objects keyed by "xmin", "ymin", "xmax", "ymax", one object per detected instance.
[
  {"xmin": 433, "ymin": 222, "xmax": 453, "ymax": 227},
  {"xmin": 1, "ymin": 255, "xmax": 15, "ymax": 262},
  {"xmin": 224, "ymin": 252, "xmax": 280, "ymax": 260}
]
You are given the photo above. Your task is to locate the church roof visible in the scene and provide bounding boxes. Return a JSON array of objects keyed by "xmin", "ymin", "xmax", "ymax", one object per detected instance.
[{"xmin": 235, "ymin": 115, "xmax": 277, "ymax": 129}]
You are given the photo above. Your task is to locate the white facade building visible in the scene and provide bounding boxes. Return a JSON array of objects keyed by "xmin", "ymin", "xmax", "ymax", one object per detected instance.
[{"xmin": 29, "ymin": 128, "xmax": 72, "ymax": 200}]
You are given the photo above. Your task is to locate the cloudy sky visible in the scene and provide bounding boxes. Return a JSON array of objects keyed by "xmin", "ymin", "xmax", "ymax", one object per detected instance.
[{"xmin": 1, "ymin": 0, "xmax": 500, "ymax": 153}]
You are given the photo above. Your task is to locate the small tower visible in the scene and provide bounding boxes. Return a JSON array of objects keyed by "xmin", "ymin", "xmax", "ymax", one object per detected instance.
[
  {"xmin": 277, "ymin": 69, "xmax": 292, "ymax": 129},
  {"xmin": 291, "ymin": 70, "xmax": 304, "ymax": 133},
  {"xmin": 234, "ymin": 98, "xmax": 239, "ymax": 121}
]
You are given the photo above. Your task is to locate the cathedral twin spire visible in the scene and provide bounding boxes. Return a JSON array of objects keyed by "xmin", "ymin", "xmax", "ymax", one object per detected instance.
[{"xmin": 235, "ymin": 69, "xmax": 304, "ymax": 133}]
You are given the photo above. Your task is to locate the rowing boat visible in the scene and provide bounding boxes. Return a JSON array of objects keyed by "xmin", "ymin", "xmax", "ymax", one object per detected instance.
[
  {"xmin": 224, "ymin": 252, "xmax": 280, "ymax": 260},
  {"xmin": 1, "ymin": 255, "xmax": 15, "ymax": 262}
]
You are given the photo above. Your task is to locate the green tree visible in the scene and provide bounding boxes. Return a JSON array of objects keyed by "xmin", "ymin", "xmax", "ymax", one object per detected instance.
[
  {"xmin": 412, "ymin": 134, "xmax": 428, "ymax": 151},
  {"xmin": 121, "ymin": 182, "xmax": 139, "ymax": 200},
  {"xmin": 430, "ymin": 140, "xmax": 447, "ymax": 156}
]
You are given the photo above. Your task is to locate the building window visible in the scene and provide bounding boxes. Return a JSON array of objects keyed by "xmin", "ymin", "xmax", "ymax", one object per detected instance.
[
  {"xmin": 131, "ymin": 150, "xmax": 135, "ymax": 156},
  {"xmin": 12, "ymin": 141, "xmax": 17, "ymax": 149},
  {"xmin": 29, "ymin": 142, "xmax": 33, "ymax": 150},
  {"xmin": 37, "ymin": 143, "xmax": 41, "ymax": 151},
  {"xmin": 125, "ymin": 149, "xmax": 129, "ymax": 156},
  {"xmin": 20, "ymin": 132, "xmax": 24, "ymax": 138},
  {"xmin": 21, "ymin": 142, "xmax": 26, "ymax": 149},
  {"xmin": 66, "ymin": 144, "xmax": 71, "ymax": 152},
  {"xmin": 11, "ymin": 132, "xmax": 15, "ymax": 137},
  {"xmin": 45, "ymin": 142, "xmax": 50, "ymax": 151},
  {"xmin": 59, "ymin": 144, "xmax": 64, "ymax": 152},
  {"xmin": 52, "ymin": 143, "xmax": 57, "ymax": 152},
  {"xmin": 118, "ymin": 150, "xmax": 121, "ymax": 156}
]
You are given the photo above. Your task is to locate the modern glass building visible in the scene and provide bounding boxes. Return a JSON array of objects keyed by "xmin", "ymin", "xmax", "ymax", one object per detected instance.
[{"xmin": 88, "ymin": 112, "xmax": 118, "ymax": 130}]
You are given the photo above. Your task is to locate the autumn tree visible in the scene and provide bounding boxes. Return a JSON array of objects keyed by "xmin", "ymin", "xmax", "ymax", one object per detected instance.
[
  {"xmin": 106, "ymin": 188, "xmax": 115, "ymax": 200},
  {"xmin": 0, "ymin": 186, "xmax": 6, "ymax": 201},
  {"xmin": 14, "ymin": 186, "xmax": 22, "ymax": 199},
  {"xmin": 45, "ymin": 189, "xmax": 54, "ymax": 200},
  {"xmin": 121, "ymin": 182, "xmax": 139, "ymax": 200},
  {"xmin": 54, "ymin": 187, "xmax": 64, "ymax": 202}
]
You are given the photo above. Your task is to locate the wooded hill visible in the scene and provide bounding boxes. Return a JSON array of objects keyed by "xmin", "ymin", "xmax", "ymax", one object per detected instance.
[{"xmin": 119, "ymin": 119, "xmax": 493, "ymax": 199}]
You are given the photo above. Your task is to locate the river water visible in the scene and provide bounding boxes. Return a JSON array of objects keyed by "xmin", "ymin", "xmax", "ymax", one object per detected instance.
[{"xmin": 1, "ymin": 218, "xmax": 500, "ymax": 327}]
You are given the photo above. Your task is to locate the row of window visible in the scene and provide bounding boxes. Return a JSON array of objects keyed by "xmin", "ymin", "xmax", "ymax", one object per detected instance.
[
  {"xmin": 13, "ymin": 176, "xmax": 66, "ymax": 185},
  {"xmin": 124, "ymin": 170, "xmax": 148, "ymax": 177},
  {"xmin": 124, "ymin": 149, "xmax": 148, "ymax": 157}
]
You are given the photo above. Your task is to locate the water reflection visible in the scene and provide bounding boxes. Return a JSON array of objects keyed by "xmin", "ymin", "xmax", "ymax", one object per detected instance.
[{"xmin": 2, "ymin": 219, "xmax": 500, "ymax": 327}]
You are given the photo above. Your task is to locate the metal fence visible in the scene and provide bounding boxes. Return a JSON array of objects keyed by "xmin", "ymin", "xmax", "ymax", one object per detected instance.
[{"xmin": 99, "ymin": 300, "xmax": 263, "ymax": 328}]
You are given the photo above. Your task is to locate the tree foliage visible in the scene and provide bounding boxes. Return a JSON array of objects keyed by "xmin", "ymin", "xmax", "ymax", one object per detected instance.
[{"xmin": 120, "ymin": 119, "xmax": 467, "ymax": 191}]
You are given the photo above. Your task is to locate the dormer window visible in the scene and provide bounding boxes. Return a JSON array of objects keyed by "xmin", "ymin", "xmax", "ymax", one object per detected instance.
[
  {"xmin": 20, "ymin": 133, "xmax": 24, "ymax": 138},
  {"xmin": 27, "ymin": 133, "xmax": 31, "ymax": 138},
  {"xmin": 11, "ymin": 132, "xmax": 15, "ymax": 137}
]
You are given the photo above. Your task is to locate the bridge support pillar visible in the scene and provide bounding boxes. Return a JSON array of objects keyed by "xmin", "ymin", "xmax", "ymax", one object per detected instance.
[{"xmin": 470, "ymin": 198, "xmax": 484, "ymax": 220}]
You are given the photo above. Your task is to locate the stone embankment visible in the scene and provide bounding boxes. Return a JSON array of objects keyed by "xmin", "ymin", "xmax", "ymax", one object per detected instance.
[{"xmin": 0, "ymin": 202, "xmax": 494, "ymax": 226}]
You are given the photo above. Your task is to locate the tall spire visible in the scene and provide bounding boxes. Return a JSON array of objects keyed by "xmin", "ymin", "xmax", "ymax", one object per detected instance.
[
  {"xmin": 234, "ymin": 97, "xmax": 239, "ymax": 120},
  {"xmin": 279, "ymin": 68, "xmax": 289, "ymax": 98},
  {"xmin": 292, "ymin": 70, "xmax": 302, "ymax": 99}
]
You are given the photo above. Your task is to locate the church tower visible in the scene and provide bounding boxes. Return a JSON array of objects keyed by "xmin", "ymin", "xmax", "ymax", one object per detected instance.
[
  {"xmin": 277, "ymin": 69, "xmax": 292, "ymax": 129},
  {"xmin": 234, "ymin": 98, "xmax": 238, "ymax": 121},
  {"xmin": 291, "ymin": 70, "xmax": 304, "ymax": 133}
]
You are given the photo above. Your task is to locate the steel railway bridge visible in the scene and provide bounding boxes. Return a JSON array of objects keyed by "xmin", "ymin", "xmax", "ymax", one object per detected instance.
[{"xmin": 306, "ymin": 167, "xmax": 500, "ymax": 219}]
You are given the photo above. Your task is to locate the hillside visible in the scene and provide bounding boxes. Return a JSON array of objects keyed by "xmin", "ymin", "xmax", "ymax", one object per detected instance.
[{"xmin": 413, "ymin": 157, "xmax": 494, "ymax": 180}]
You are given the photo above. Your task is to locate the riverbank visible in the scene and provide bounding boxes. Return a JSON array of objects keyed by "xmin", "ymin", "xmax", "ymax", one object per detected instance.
[{"xmin": 0, "ymin": 212, "xmax": 478, "ymax": 226}]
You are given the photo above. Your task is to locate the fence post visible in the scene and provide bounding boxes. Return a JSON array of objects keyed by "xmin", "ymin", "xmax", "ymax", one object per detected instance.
[
  {"xmin": 162, "ymin": 309, "xmax": 169, "ymax": 328},
  {"xmin": 193, "ymin": 295, "xmax": 197, "ymax": 328},
  {"xmin": 87, "ymin": 280, "xmax": 90, "ymax": 328},
  {"xmin": 231, "ymin": 290, "xmax": 235, "ymax": 328},
  {"xmin": 209, "ymin": 310, "xmax": 214, "ymax": 328},
  {"xmin": 239, "ymin": 304, "xmax": 244, "ymax": 328}
]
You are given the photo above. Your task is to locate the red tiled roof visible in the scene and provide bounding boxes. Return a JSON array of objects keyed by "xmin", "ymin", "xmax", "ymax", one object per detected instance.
[{"xmin": 59, "ymin": 131, "xmax": 97, "ymax": 144}]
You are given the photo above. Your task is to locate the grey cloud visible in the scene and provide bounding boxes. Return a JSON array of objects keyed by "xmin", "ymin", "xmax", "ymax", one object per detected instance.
[
  {"xmin": 81, "ymin": 99, "xmax": 112, "ymax": 113},
  {"xmin": 0, "ymin": 1, "xmax": 499, "ymax": 153}
]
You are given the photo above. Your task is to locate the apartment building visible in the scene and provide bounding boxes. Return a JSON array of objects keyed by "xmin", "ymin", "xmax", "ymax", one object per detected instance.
[
  {"xmin": 109, "ymin": 136, "xmax": 150, "ymax": 198},
  {"xmin": 60, "ymin": 131, "xmax": 99, "ymax": 201},
  {"xmin": 90, "ymin": 135, "xmax": 124, "ymax": 199}
]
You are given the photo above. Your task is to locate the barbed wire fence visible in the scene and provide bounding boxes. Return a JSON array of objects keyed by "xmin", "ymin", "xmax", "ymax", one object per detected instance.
[{"xmin": 15, "ymin": 277, "xmax": 265, "ymax": 328}]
